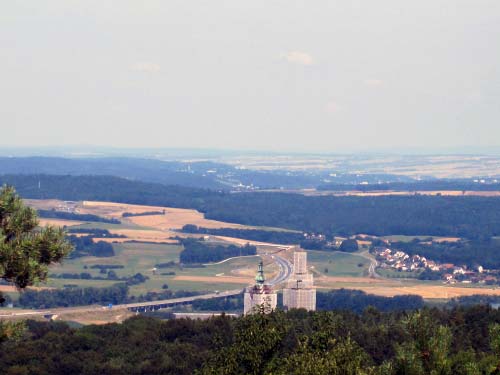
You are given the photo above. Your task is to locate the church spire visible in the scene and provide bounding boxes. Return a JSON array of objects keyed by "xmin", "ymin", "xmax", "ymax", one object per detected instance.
[{"xmin": 255, "ymin": 260, "xmax": 265, "ymax": 285}]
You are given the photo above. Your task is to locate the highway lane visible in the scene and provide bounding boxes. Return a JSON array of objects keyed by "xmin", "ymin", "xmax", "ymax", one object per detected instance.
[{"xmin": 268, "ymin": 251, "xmax": 293, "ymax": 286}]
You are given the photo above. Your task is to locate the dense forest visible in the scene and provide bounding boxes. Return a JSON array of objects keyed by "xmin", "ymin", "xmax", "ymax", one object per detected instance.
[
  {"xmin": 3, "ymin": 306, "xmax": 500, "ymax": 374},
  {"xmin": 181, "ymin": 225, "xmax": 305, "ymax": 244},
  {"xmin": 191, "ymin": 289, "xmax": 424, "ymax": 314},
  {"xmin": 15, "ymin": 284, "xmax": 202, "ymax": 309},
  {"xmin": 67, "ymin": 235, "xmax": 115, "ymax": 258},
  {"xmin": 38, "ymin": 209, "xmax": 120, "ymax": 224},
  {"xmin": 179, "ymin": 238, "xmax": 257, "ymax": 264},
  {"xmin": 3, "ymin": 174, "xmax": 500, "ymax": 239}
]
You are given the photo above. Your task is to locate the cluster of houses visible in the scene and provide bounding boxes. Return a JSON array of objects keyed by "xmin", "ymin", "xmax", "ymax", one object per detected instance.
[{"xmin": 372, "ymin": 247, "xmax": 498, "ymax": 285}]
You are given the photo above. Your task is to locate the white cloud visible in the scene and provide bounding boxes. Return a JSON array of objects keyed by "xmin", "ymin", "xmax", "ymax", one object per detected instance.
[
  {"xmin": 283, "ymin": 51, "xmax": 314, "ymax": 66},
  {"xmin": 131, "ymin": 62, "xmax": 161, "ymax": 73},
  {"xmin": 364, "ymin": 79, "xmax": 383, "ymax": 86}
]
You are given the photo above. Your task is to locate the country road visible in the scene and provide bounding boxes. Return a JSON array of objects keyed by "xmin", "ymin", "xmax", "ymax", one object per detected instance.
[{"xmin": 358, "ymin": 250, "xmax": 382, "ymax": 279}]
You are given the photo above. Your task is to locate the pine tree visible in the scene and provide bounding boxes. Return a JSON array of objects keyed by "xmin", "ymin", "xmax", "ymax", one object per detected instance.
[{"xmin": 0, "ymin": 185, "xmax": 72, "ymax": 300}]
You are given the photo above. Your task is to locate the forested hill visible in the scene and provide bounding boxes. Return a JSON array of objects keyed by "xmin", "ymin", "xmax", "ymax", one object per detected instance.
[
  {"xmin": 0, "ymin": 156, "xmax": 228, "ymax": 190},
  {"xmin": 0, "ymin": 156, "xmax": 327, "ymax": 190},
  {"xmin": 2, "ymin": 174, "xmax": 500, "ymax": 238},
  {"xmin": 0, "ymin": 174, "xmax": 221, "ymax": 208}
]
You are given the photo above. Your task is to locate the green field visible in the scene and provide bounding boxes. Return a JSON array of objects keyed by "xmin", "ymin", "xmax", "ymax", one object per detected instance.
[
  {"xmin": 377, "ymin": 268, "xmax": 420, "ymax": 279},
  {"xmin": 43, "ymin": 241, "xmax": 268, "ymax": 295},
  {"xmin": 306, "ymin": 250, "xmax": 370, "ymax": 277}
]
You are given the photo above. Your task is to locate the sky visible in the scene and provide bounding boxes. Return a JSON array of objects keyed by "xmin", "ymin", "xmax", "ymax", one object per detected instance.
[{"xmin": 1, "ymin": 1, "xmax": 499, "ymax": 153}]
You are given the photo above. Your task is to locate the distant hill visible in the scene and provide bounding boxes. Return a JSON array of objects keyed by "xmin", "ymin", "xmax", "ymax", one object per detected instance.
[
  {"xmin": 2, "ymin": 174, "xmax": 500, "ymax": 240},
  {"xmin": 0, "ymin": 157, "xmax": 229, "ymax": 190},
  {"xmin": 0, "ymin": 174, "xmax": 220, "ymax": 208},
  {"xmin": 0, "ymin": 156, "xmax": 416, "ymax": 190}
]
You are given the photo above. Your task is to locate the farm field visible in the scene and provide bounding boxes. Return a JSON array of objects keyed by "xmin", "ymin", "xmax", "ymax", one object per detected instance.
[
  {"xmin": 306, "ymin": 250, "xmax": 371, "ymax": 278},
  {"xmin": 45, "ymin": 242, "xmax": 275, "ymax": 295},
  {"xmin": 16, "ymin": 198, "xmax": 500, "ymax": 301},
  {"xmin": 221, "ymin": 154, "xmax": 500, "ymax": 178}
]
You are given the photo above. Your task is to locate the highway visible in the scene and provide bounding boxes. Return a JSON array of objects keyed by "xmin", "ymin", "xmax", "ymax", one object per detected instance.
[
  {"xmin": 0, "ymin": 289, "xmax": 244, "ymax": 318},
  {"xmin": 0, "ymin": 248, "xmax": 294, "ymax": 318},
  {"xmin": 268, "ymin": 250, "xmax": 293, "ymax": 285}
]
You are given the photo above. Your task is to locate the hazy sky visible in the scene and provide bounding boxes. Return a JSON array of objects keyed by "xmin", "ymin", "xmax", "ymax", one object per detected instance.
[{"xmin": 1, "ymin": 1, "xmax": 499, "ymax": 152}]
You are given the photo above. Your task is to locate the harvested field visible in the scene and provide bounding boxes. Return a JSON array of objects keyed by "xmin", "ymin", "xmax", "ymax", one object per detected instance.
[
  {"xmin": 317, "ymin": 276, "xmax": 387, "ymax": 284},
  {"xmin": 108, "ymin": 229, "xmax": 178, "ymax": 243},
  {"xmin": 92, "ymin": 237, "xmax": 178, "ymax": 244},
  {"xmin": 432, "ymin": 237, "xmax": 461, "ymax": 243},
  {"xmin": 38, "ymin": 218, "xmax": 83, "ymax": 227},
  {"xmin": 80, "ymin": 201, "xmax": 252, "ymax": 230},
  {"xmin": 316, "ymin": 274, "xmax": 500, "ymax": 299},
  {"xmin": 55, "ymin": 309, "xmax": 135, "ymax": 325}
]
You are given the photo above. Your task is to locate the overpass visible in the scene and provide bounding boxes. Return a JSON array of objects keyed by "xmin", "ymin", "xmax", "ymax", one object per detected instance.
[{"xmin": 0, "ymin": 250, "xmax": 293, "ymax": 318}]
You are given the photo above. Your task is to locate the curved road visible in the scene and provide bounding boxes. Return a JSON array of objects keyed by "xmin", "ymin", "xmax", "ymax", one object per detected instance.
[
  {"xmin": 357, "ymin": 250, "xmax": 382, "ymax": 279},
  {"xmin": 268, "ymin": 251, "xmax": 293, "ymax": 285},
  {"xmin": 1, "ymin": 248, "xmax": 294, "ymax": 318}
]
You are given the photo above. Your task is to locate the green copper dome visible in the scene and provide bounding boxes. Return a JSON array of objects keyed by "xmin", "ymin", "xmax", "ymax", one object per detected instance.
[{"xmin": 255, "ymin": 260, "xmax": 265, "ymax": 285}]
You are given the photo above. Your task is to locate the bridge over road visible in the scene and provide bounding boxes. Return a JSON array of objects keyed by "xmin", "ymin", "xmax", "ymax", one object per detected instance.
[{"xmin": 0, "ymin": 251, "xmax": 293, "ymax": 319}]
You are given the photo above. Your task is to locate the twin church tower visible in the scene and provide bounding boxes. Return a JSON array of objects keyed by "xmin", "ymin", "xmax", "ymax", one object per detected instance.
[{"xmin": 243, "ymin": 247, "xmax": 316, "ymax": 314}]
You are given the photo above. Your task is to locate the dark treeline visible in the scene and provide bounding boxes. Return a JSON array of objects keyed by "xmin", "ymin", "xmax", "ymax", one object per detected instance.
[
  {"xmin": 0, "ymin": 174, "xmax": 220, "ymax": 209},
  {"xmin": 201, "ymin": 193, "xmax": 500, "ymax": 239},
  {"xmin": 192, "ymin": 294, "xmax": 244, "ymax": 311},
  {"xmin": 317, "ymin": 179, "xmax": 500, "ymax": 192},
  {"xmin": 3, "ymin": 174, "xmax": 500, "ymax": 238},
  {"xmin": 18, "ymin": 283, "xmax": 129, "ymax": 308},
  {"xmin": 191, "ymin": 289, "xmax": 424, "ymax": 314},
  {"xmin": 49, "ymin": 272, "xmax": 149, "ymax": 286},
  {"xmin": 68, "ymin": 235, "xmax": 115, "ymax": 258},
  {"xmin": 16, "ymin": 284, "xmax": 203, "ymax": 309},
  {"xmin": 179, "ymin": 238, "xmax": 257, "ymax": 264},
  {"xmin": 88, "ymin": 264, "xmax": 124, "ymax": 270},
  {"xmin": 181, "ymin": 224, "xmax": 304, "ymax": 244},
  {"xmin": 3, "ymin": 307, "xmax": 500, "ymax": 374},
  {"xmin": 38, "ymin": 209, "xmax": 120, "ymax": 224},
  {"xmin": 67, "ymin": 228, "xmax": 125, "ymax": 238},
  {"xmin": 299, "ymin": 238, "xmax": 360, "ymax": 252},
  {"xmin": 316, "ymin": 289, "xmax": 424, "ymax": 313},
  {"xmin": 391, "ymin": 238, "xmax": 500, "ymax": 269}
]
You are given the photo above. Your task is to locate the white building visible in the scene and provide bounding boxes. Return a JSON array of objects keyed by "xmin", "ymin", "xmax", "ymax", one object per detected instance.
[
  {"xmin": 243, "ymin": 261, "xmax": 277, "ymax": 315},
  {"xmin": 282, "ymin": 248, "xmax": 316, "ymax": 311}
]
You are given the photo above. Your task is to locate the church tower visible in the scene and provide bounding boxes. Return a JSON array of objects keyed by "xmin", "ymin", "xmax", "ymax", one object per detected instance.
[{"xmin": 243, "ymin": 260, "xmax": 278, "ymax": 315}]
